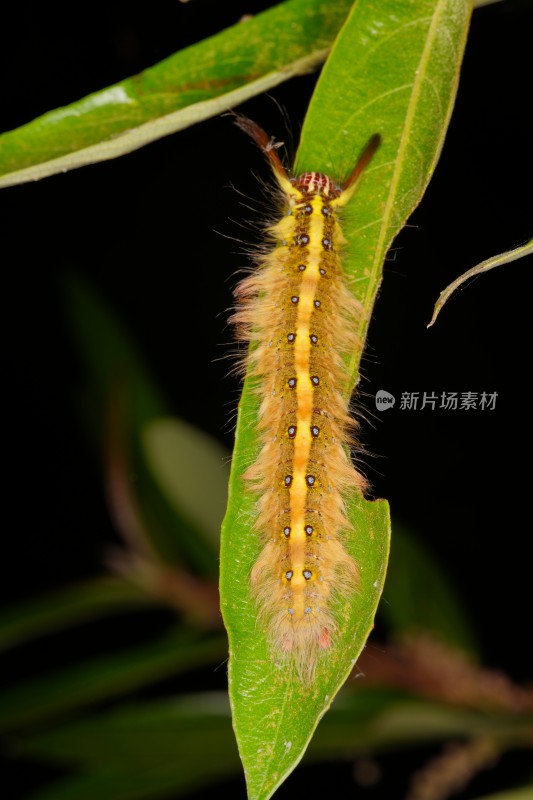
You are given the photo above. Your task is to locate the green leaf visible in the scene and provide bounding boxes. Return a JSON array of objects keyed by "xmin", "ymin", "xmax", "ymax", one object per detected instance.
[
  {"xmin": 221, "ymin": 1, "xmax": 473, "ymax": 797},
  {"xmin": 222, "ymin": 490, "xmax": 389, "ymax": 799},
  {"xmin": 381, "ymin": 522, "xmax": 477, "ymax": 652},
  {"xmin": 0, "ymin": 629, "xmax": 227, "ymax": 733},
  {"xmin": 428, "ymin": 237, "xmax": 533, "ymax": 326},
  {"xmin": 0, "ymin": 578, "xmax": 154, "ymax": 652},
  {"xmin": 0, "ymin": 0, "xmax": 355, "ymax": 188},
  {"xmin": 295, "ymin": 0, "xmax": 474, "ymax": 377}
]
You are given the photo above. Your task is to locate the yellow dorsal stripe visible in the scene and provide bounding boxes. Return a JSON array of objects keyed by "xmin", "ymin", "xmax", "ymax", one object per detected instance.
[{"xmin": 289, "ymin": 195, "xmax": 324, "ymax": 617}]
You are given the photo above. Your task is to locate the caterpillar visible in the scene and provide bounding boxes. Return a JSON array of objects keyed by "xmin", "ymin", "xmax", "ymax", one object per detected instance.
[{"xmin": 232, "ymin": 116, "xmax": 380, "ymax": 682}]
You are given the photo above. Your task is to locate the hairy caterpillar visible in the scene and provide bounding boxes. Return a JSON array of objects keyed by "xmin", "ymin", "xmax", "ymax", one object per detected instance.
[{"xmin": 232, "ymin": 116, "xmax": 380, "ymax": 681}]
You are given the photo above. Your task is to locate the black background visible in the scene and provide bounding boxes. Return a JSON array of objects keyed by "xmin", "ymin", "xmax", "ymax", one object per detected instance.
[{"xmin": 1, "ymin": 1, "xmax": 532, "ymax": 798}]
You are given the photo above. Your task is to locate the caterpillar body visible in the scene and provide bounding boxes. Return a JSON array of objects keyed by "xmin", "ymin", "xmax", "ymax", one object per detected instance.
[{"xmin": 233, "ymin": 117, "xmax": 380, "ymax": 681}]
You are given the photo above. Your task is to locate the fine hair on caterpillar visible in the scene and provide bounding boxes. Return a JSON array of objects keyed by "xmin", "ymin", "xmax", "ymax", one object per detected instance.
[{"xmin": 231, "ymin": 115, "xmax": 380, "ymax": 683}]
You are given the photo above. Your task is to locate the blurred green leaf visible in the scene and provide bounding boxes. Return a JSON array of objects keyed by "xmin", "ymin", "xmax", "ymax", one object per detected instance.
[
  {"xmin": 221, "ymin": 1, "xmax": 472, "ymax": 797},
  {"xmin": 26, "ymin": 767, "xmax": 240, "ymax": 800},
  {"xmin": 64, "ymin": 271, "xmax": 167, "ymax": 433},
  {"xmin": 18, "ymin": 692, "xmax": 233, "ymax": 767},
  {"xmin": 471, "ymin": 788, "xmax": 533, "ymax": 800},
  {"xmin": 311, "ymin": 686, "xmax": 533, "ymax": 752},
  {"xmin": 381, "ymin": 522, "xmax": 478, "ymax": 652},
  {"xmin": 15, "ymin": 689, "xmax": 532, "ymax": 800},
  {"xmin": 0, "ymin": 629, "xmax": 227, "ymax": 733},
  {"xmin": 18, "ymin": 693, "xmax": 239, "ymax": 800},
  {"xmin": 0, "ymin": 0, "xmax": 355, "ymax": 188},
  {"xmin": 141, "ymin": 417, "xmax": 230, "ymax": 552},
  {"xmin": 64, "ymin": 273, "xmax": 217, "ymax": 575},
  {"xmin": 0, "ymin": 578, "xmax": 156, "ymax": 652}
]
